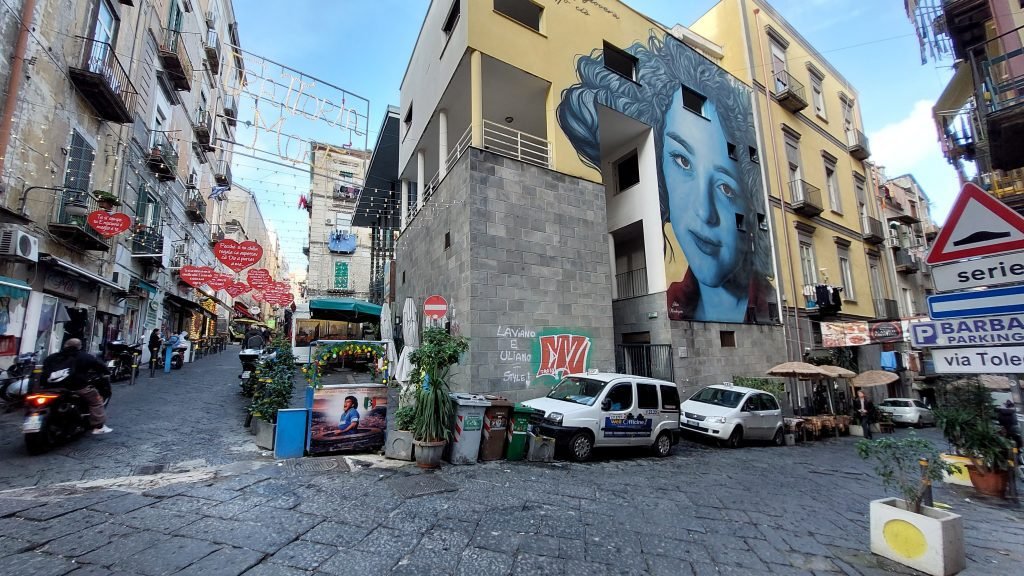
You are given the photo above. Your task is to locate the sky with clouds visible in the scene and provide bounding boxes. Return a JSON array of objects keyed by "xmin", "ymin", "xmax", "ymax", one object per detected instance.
[{"xmin": 231, "ymin": 0, "xmax": 961, "ymax": 271}]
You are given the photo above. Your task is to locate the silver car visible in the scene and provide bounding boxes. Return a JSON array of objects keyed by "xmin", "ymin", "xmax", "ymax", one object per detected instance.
[{"xmin": 877, "ymin": 398, "xmax": 936, "ymax": 427}]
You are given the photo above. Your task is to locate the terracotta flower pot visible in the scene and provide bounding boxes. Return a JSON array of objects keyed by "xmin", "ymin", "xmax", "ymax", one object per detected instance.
[
  {"xmin": 413, "ymin": 439, "xmax": 445, "ymax": 469},
  {"xmin": 967, "ymin": 464, "xmax": 1009, "ymax": 498}
]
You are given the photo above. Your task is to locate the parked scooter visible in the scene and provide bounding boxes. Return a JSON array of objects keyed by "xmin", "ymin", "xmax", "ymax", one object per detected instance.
[
  {"xmin": 23, "ymin": 373, "xmax": 111, "ymax": 454},
  {"xmin": 105, "ymin": 341, "xmax": 142, "ymax": 382},
  {"xmin": 0, "ymin": 352, "xmax": 38, "ymax": 408}
]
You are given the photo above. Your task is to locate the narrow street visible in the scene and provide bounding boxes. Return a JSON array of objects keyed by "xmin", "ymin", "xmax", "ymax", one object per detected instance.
[{"xmin": 0, "ymin": 350, "xmax": 1020, "ymax": 576}]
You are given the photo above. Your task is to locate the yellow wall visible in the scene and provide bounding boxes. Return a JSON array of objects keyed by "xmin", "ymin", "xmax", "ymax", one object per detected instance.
[
  {"xmin": 466, "ymin": 0, "xmax": 669, "ymax": 182},
  {"xmin": 692, "ymin": 0, "xmax": 877, "ymax": 318}
]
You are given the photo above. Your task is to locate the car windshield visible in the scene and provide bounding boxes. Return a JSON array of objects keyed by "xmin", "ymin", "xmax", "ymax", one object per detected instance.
[
  {"xmin": 546, "ymin": 377, "xmax": 608, "ymax": 406},
  {"xmin": 688, "ymin": 387, "xmax": 745, "ymax": 408}
]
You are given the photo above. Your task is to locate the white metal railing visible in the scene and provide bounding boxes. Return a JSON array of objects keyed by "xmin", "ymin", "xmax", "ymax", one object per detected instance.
[{"xmin": 482, "ymin": 120, "xmax": 550, "ymax": 168}]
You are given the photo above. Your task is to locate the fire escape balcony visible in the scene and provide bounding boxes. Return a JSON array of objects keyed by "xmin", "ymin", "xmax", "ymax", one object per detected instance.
[
  {"xmin": 223, "ymin": 94, "xmax": 237, "ymax": 126},
  {"xmin": 894, "ymin": 249, "xmax": 920, "ymax": 274},
  {"xmin": 770, "ymin": 70, "xmax": 808, "ymax": 114},
  {"xmin": 977, "ymin": 42, "xmax": 1024, "ymax": 170},
  {"xmin": 214, "ymin": 160, "xmax": 232, "ymax": 186},
  {"xmin": 158, "ymin": 28, "xmax": 193, "ymax": 91},
  {"xmin": 192, "ymin": 108, "xmax": 214, "ymax": 150},
  {"xmin": 147, "ymin": 132, "xmax": 178, "ymax": 181},
  {"xmin": 884, "ymin": 198, "xmax": 920, "ymax": 225},
  {"xmin": 861, "ymin": 215, "xmax": 885, "ymax": 244},
  {"xmin": 873, "ymin": 298, "xmax": 900, "ymax": 320},
  {"xmin": 203, "ymin": 29, "xmax": 221, "ymax": 75},
  {"xmin": 185, "ymin": 189, "xmax": 207, "ymax": 223},
  {"xmin": 789, "ymin": 179, "xmax": 823, "ymax": 217},
  {"xmin": 847, "ymin": 129, "xmax": 871, "ymax": 161},
  {"xmin": 210, "ymin": 223, "xmax": 245, "ymax": 246},
  {"xmin": 49, "ymin": 189, "xmax": 109, "ymax": 251},
  {"xmin": 131, "ymin": 226, "xmax": 164, "ymax": 268},
  {"xmin": 68, "ymin": 37, "xmax": 137, "ymax": 124}
]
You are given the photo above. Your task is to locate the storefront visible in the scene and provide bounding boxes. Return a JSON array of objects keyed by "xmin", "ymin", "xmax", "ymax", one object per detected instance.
[{"xmin": 0, "ymin": 276, "xmax": 32, "ymax": 368}]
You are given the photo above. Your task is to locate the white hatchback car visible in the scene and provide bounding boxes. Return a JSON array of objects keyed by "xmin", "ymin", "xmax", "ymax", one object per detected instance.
[
  {"xmin": 680, "ymin": 384, "xmax": 784, "ymax": 448},
  {"xmin": 876, "ymin": 398, "xmax": 936, "ymax": 427}
]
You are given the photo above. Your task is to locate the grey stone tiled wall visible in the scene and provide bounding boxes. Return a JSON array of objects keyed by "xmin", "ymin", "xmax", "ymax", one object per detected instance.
[
  {"xmin": 669, "ymin": 321, "xmax": 787, "ymax": 399},
  {"xmin": 395, "ymin": 149, "xmax": 614, "ymax": 400}
]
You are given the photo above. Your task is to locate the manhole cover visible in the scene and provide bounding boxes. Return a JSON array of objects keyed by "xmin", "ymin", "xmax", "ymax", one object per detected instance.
[
  {"xmin": 65, "ymin": 445, "xmax": 129, "ymax": 458},
  {"xmin": 389, "ymin": 474, "xmax": 457, "ymax": 499},
  {"xmin": 133, "ymin": 464, "xmax": 167, "ymax": 476},
  {"xmin": 290, "ymin": 459, "xmax": 341, "ymax": 473}
]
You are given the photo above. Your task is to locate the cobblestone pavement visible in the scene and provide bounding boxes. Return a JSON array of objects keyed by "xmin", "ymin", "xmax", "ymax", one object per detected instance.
[{"xmin": 1, "ymin": 350, "xmax": 1022, "ymax": 575}]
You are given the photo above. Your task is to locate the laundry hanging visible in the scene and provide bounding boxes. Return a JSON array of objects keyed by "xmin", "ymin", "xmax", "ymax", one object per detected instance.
[{"xmin": 328, "ymin": 230, "xmax": 357, "ymax": 254}]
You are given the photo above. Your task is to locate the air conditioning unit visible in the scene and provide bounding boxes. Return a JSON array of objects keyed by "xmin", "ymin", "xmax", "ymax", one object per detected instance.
[
  {"xmin": 111, "ymin": 271, "xmax": 131, "ymax": 292},
  {"xmin": 171, "ymin": 255, "xmax": 188, "ymax": 269},
  {"xmin": 325, "ymin": 219, "xmax": 333, "ymax": 225},
  {"xmin": 173, "ymin": 243, "xmax": 188, "ymax": 256},
  {"xmin": 186, "ymin": 174, "xmax": 198, "ymax": 189},
  {"xmin": 0, "ymin": 229, "xmax": 39, "ymax": 263},
  {"xmin": 205, "ymin": 10, "xmax": 216, "ymax": 29}
]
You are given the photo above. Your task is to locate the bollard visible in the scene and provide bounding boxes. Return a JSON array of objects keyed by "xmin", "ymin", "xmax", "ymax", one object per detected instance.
[
  {"xmin": 1009, "ymin": 447, "xmax": 1020, "ymax": 501},
  {"xmin": 31, "ymin": 363, "xmax": 43, "ymax": 394},
  {"xmin": 919, "ymin": 458, "xmax": 934, "ymax": 509},
  {"xmin": 129, "ymin": 353, "xmax": 138, "ymax": 386}
]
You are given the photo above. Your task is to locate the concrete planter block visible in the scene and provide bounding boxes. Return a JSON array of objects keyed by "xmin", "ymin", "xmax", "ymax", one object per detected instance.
[
  {"xmin": 849, "ymin": 424, "xmax": 881, "ymax": 437},
  {"xmin": 254, "ymin": 419, "xmax": 276, "ymax": 451},
  {"xmin": 526, "ymin": 432, "xmax": 555, "ymax": 462},
  {"xmin": 784, "ymin": 433, "xmax": 796, "ymax": 446},
  {"xmin": 385, "ymin": 429, "xmax": 415, "ymax": 461},
  {"xmin": 869, "ymin": 497, "xmax": 965, "ymax": 576}
]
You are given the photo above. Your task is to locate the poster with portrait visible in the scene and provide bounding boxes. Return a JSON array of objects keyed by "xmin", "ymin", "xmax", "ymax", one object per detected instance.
[
  {"xmin": 309, "ymin": 384, "xmax": 388, "ymax": 454},
  {"xmin": 558, "ymin": 31, "xmax": 775, "ymax": 324}
]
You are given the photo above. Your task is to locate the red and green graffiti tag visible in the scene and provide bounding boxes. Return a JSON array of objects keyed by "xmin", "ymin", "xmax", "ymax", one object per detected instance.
[{"xmin": 531, "ymin": 328, "xmax": 593, "ymax": 384}]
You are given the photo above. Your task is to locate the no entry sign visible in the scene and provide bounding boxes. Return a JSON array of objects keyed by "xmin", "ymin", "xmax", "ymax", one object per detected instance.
[{"xmin": 424, "ymin": 295, "xmax": 448, "ymax": 319}]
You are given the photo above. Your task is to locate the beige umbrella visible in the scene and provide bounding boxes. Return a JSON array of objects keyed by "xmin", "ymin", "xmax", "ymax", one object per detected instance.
[
  {"xmin": 819, "ymin": 365, "xmax": 855, "ymax": 378},
  {"xmin": 852, "ymin": 370, "xmax": 899, "ymax": 388},
  {"xmin": 767, "ymin": 362, "xmax": 829, "ymax": 378},
  {"xmin": 978, "ymin": 374, "xmax": 1011, "ymax": 390}
]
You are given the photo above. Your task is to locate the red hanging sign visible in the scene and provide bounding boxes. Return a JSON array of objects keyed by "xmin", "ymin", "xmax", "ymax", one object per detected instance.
[
  {"xmin": 225, "ymin": 282, "xmax": 251, "ymax": 298},
  {"xmin": 86, "ymin": 210, "xmax": 132, "ymax": 238},
  {"xmin": 179, "ymin": 265, "xmax": 214, "ymax": 288},
  {"xmin": 246, "ymin": 268, "xmax": 273, "ymax": 290},
  {"xmin": 250, "ymin": 290, "xmax": 263, "ymax": 302},
  {"xmin": 214, "ymin": 240, "xmax": 264, "ymax": 272},
  {"xmin": 206, "ymin": 273, "xmax": 232, "ymax": 291}
]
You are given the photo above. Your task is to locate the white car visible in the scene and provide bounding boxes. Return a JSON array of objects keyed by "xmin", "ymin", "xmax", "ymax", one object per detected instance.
[
  {"xmin": 680, "ymin": 384, "xmax": 784, "ymax": 448},
  {"xmin": 877, "ymin": 398, "xmax": 936, "ymax": 427},
  {"xmin": 522, "ymin": 372, "xmax": 681, "ymax": 461}
]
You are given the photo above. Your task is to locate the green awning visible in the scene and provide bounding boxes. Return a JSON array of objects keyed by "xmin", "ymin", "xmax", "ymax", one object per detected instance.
[
  {"xmin": 0, "ymin": 275, "xmax": 30, "ymax": 299},
  {"xmin": 309, "ymin": 297, "xmax": 382, "ymax": 323},
  {"xmin": 135, "ymin": 278, "xmax": 157, "ymax": 295}
]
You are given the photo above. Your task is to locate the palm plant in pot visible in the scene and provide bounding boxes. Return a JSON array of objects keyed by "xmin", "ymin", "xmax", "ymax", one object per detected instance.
[
  {"xmin": 959, "ymin": 420, "xmax": 1013, "ymax": 498},
  {"xmin": 856, "ymin": 434, "xmax": 964, "ymax": 576},
  {"xmin": 409, "ymin": 327, "xmax": 469, "ymax": 469}
]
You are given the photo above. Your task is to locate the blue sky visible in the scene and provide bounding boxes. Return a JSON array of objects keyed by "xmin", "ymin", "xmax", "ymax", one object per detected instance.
[{"xmin": 232, "ymin": 0, "xmax": 959, "ymax": 271}]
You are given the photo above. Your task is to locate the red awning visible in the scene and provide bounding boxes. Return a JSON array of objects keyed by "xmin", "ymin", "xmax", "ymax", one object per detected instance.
[{"xmin": 234, "ymin": 302, "xmax": 257, "ymax": 319}]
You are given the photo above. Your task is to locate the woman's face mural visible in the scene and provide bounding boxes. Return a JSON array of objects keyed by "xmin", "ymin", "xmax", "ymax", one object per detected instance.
[{"xmin": 558, "ymin": 32, "xmax": 775, "ymax": 324}]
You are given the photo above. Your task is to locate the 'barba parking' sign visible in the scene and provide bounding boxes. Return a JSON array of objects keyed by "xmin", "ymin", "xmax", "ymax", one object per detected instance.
[{"xmin": 910, "ymin": 314, "xmax": 1024, "ymax": 347}]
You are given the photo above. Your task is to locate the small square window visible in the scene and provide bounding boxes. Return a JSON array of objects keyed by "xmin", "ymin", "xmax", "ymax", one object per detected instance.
[
  {"xmin": 735, "ymin": 213, "xmax": 745, "ymax": 231},
  {"xmin": 494, "ymin": 0, "xmax": 542, "ymax": 32},
  {"xmin": 404, "ymin": 105, "xmax": 413, "ymax": 127},
  {"xmin": 603, "ymin": 42, "xmax": 637, "ymax": 81},
  {"xmin": 727, "ymin": 142, "xmax": 738, "ymax": 160},
  {"xmin": 402, "ymin": 271, "xmax": 406, "ymax": 284},
  {"xmin": 442, "ymin": 0, "xmax": 460, "ymax": 36},
  {"xmin": 757, "ymin": 213, "xmax": 768, "ymax": 231},
  {"xmin": 444, "ymin": 231, "xmax": 451, "ymax": 250},
  {"xmin": 720, "ymin": 331, "xmax": 736, "ymax": 347},
  {"xmin": 749, "ymin": 146, "xmax": 759, "ymax": 163},
  {"xmin": 614, "ymin": 150, "xmax": 639, "ymax": 193},
  {"xmin": 681, "ymin": 86, "xmax": 706, "ymax": 116}
]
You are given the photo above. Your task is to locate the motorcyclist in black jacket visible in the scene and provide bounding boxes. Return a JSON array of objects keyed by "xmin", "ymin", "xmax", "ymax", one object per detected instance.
[{"xmin": 40, "ymin": 338, "xmax": 112, "ymax": 434}]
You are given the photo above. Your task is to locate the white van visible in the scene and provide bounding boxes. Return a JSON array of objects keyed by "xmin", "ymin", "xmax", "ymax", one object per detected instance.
[{"xmin": 522, "ymin": 372, "xmax": 681, "ymax": 461}]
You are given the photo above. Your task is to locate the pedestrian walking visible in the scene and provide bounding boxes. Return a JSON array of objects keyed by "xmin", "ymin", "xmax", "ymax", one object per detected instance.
[{"xmin": 855, "ymin": 389, "xmax": 874, "ymax": 439}]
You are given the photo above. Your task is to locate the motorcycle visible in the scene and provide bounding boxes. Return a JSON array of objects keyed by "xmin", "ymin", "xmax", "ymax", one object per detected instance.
[
  {"xmin": 0, "ymin": 352, "xmax": 38, "ymax": 407},
  {"xmin": 105, "ymin": 341, "xmax": 142, "ymax": 382},
  {"xmin": 23, "ymin": 374, "xmax": 111, "ymax": 454}
]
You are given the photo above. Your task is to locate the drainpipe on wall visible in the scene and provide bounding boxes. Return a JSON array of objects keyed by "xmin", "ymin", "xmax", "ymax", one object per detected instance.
[{"xmin": 0, "ymin": 0, "xmax": 39, "ymax": 190}]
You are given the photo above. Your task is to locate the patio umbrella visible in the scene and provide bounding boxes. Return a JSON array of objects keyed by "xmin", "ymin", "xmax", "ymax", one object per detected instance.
[
  {"xmin": 394, "ymin": 298, "xmax": 419, "ymax": 384},
  {"xmin": 379, "ymin": 302, "xmax": 397, "ymax": 372},
  {"xmin": 978, "ymin": 374, "xmax": 1011, "ymax": 390},
  {"xmin": 817, "ymin": 366, "xmax": 853, "ymax": 415},
  {"xmin": 766, "ymin": 362, "xmax": 829, "ymax": 378},
  {"xmin": 852, "ymin": 370, "xmax": 899, "ymax": 388}
]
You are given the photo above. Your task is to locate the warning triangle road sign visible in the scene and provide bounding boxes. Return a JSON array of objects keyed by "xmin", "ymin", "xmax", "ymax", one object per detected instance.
[{"xmin": 926, "ymin": 182, "xmax": 1024, "ymax": 265}]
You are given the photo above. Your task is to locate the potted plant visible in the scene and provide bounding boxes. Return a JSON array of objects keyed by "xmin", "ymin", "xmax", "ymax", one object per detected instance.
[
  {"xmin": 856, "ymin": 435, "xmax": 965, "ymax": 576},
  {"xmin": 933, "ymin": 406, "xmax": 975, "ymax": 486},
  {"xmin": 93, "ymin": 190, "xmax": 121, "ymax": 210},
  {"xmin": 385, "ymin": 405, "xmax": 416, "ymax": 461},
  {"xmin": 248, "ymin": 342, "xmax": 295, "ymax": 450},
  {"xmin": 409, "ymin": 327, "xmax": 469, "ymax": 469},
  {"xmin": 960, "ymin": 420, "xmax": 1013, "ymax": 497}
]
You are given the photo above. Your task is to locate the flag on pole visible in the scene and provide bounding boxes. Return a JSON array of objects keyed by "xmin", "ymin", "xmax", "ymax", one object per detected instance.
[{"xmin": 209, "ymin": 185, "xmax": 230, "ymax": 201}]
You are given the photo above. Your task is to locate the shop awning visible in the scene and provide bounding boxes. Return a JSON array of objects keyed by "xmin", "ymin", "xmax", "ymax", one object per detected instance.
[
  {"xmin": 309, "ymin": 297, "xmax": 382, "ymax": 323},
  {"xmin": 164, "ymin": 293, "xmax": 203, "ymax": 311},
  {"xmin": 0, "ymin": 275, "xmax": 30, "ymax": 298},
  {"xmin": 42, "ymin": 255, "xmax": 120, "ymax": 290},
  {"xmin": 134, "ymin": 278, "xmax": 157, "ymax": 295},
  {"xmin": 234, "ymin": 302, "xmax": 257, "ymax": 319},
  {"xmin": 934, "ymin": 61, "xmax": 974, "ymax": 115}
]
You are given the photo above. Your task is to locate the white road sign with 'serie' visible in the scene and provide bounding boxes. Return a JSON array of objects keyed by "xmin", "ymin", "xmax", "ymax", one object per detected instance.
[
  {"xmin": 931, "ymin": 250, "xmax": 1024, "ymax": 292},
  {"xmin": 929, "ymin": 345, "xmax": 1024, "ymax": 374}
]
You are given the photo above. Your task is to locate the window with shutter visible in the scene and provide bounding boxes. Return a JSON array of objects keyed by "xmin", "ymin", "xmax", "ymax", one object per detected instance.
[{"xmin": 64, "ymin": 131, "xmax": 95, "ymax": 193}]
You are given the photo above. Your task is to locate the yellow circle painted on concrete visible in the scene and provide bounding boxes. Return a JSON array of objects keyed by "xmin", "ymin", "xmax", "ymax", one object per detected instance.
[{"xmin": 883, "ymin": 519, "xmax": 927, "ymax": 559}]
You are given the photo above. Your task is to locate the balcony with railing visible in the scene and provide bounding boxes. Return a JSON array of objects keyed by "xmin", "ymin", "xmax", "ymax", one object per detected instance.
[
  {"xmin": 49, "ymin": 189, "xmax": 109, "ymax": 251},
  {"xmin": 131, "ymin": 225, "xmax": 164, "ymax": 268},
  {"xmin": 214, "ymin": 159, "xmax": 231, "ymax": 186},
  {"xmin": 224, "ymin": 94, "xmax": 237, "ymax": 126},
  {"xmin": 210, "ymin": 223, "xmax": 245, "ymax": 245},
  {"xmin": 770, "ymin": 70, "xmax": 808, "ymax": 113},
  {"xmin": 147, "ymin": 132, "xmax": 178, "ymax": 181},
  {"xmin": 481, "ymin": 120, "xmax": 550, "ymax": 169},
  {"xmin": 204, "ymin": 29, "xmax": 221, "ymax": 75},
  {"xmin": 937, "ymin": 107, "xmax": 978, "ymax": 163},
  {"xmin": 185, "ymin": 189, "xmax": 207, "ymax": 223},
  {"xmin": 68, "ymin": 37, "xmax": 137, "ymax": 124},
  {"xmin": 614, "ymin": 267, "xmax": 648, "ymax": 300},
  {"xmin": 894, "ymin": 249, "xmax": 920, "ymax": 274},
  {"xmin": 861, "ymin": 215, "xmax": 885, "ymax": 244},
  {"xmin": 974, "ymin": 31, "xmax": 1024, "ymax": 170},
  {"xmin": 192, "ymin": 107, "xmax": 214, "ymax": 150},
  {"xmin": 990, "ymin": 169, "xmax": 1024, "ymax": 214},
  {"xmin": 874, "ymin": 298, "xmax": 900, "ymax": 320},
  {"xmin": 789, "ymin": 179, "xmax": 823, "ymax": 217},
  {"xmin": 615, "ymin": 344, "xmax": 673, "ymax": 382},
  {"xmin": 158, "ymin": 28, "xmax": 193, "ymax": 91},
  {"xmin": 847, "ymin": 129, "xmax": 870, "ymax": 161}
]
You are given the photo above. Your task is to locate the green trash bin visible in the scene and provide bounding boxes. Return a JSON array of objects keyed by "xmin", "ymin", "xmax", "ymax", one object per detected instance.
[{"xmin": 506, "ymin": 403, "xmax": 538, "ymax": 461}]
